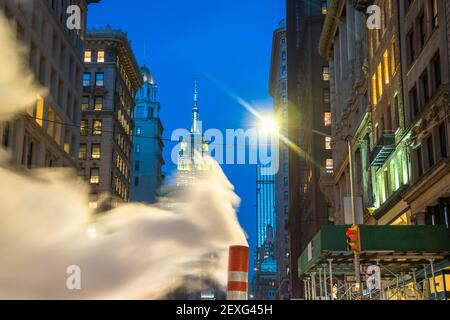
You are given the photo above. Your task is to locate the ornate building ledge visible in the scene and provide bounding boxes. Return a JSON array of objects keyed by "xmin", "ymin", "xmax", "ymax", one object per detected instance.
[{"xmin": 318, "ymin": 0, "xmax": 345, "ymax": 58}]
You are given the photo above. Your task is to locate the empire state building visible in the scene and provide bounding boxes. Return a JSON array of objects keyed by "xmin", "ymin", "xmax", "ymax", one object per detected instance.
[{"xmin": 176, "ymin": 79, "xmax": 210, "ymax": 186}]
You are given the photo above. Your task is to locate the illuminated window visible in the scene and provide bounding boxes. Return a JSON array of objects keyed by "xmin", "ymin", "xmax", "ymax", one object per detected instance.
[
  {"xmin": 80, "ymin": 120, "xmax": 88, "ymax": 136},
  {"xmin": 372, "ymin": 74, "xmax": 378, "ymax": 106},
  {"xmin": 431, "ymin": 0, "xmax": 438, "ymax": 29},
  {"xmin": 55, "ymin": 115, "xmax": 61, "ymax": 144},
  {"xmin": 324, "ymin": 112, "xmax": 332, "ymax": 126},
  {"xmin": 377, "ymin": 63, "xmax": 383, "ymax": 97},
  {"xmin": 94, "ymin": 96, "xmax": 103, "ymax": 111},
  {"xmin": 326, "ymin": 159, "xmax": 334, "ymax": 174},
  {"xmin": 136, "ymin": 143, "xmax": 141, "ymax": 153},
  {"xmin": 383, "ymin": 50, "xmax": 390, "ymax": 84},
  {"xmin": 82, "ymin": 96, "xmax": 89, "ymax": 111},
  {"xmin": 90, "ymin": 168, "xmax": 100, "ymax": 184},
  {"xmin": 321, "ymin": 1, "xmax": 327, "ymax": 14},
  {"xmin": 47, "ymin": 107, "xmax": 54, "ymax": 137},
  {"xmin": 91, "ymin": 143, "xmax": 101, "ymax": 160},
  {"xmin": 391, "ymin": 40, "xmax": 396, "ymax": 75},
  {"xmin": 136, "ymin": 127, "xmax": 141, "ymax": 136},
  {"xmin": 97, "ymin": 50, "xmax": 105, "ymax": 63},
  {"xmin": 84, "ymin": 50, "xmax": 92, "ymax": 63},
  {"xmin": 322, "ymin": 66, "xmax": 330, "ymax": 81},
  {"xmin": 325, "ymin": 137, "xmax": 332, "ymax": 150},
  {"xmin": 35, "ymin": 96, "xmax": 44, "ymax": 126},
  {"xmin": 92, "ymin": 120, "xmax": 102, "ymax": 136},
  {"xmin": 78, "ymin": 143, "xmax": 87, "ymax": 160}
]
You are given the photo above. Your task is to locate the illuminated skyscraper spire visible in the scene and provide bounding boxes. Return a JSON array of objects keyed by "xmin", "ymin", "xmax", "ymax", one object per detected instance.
[{"xmin": 191, "ymin": 77, "xmax": 200, "ymax": 134}]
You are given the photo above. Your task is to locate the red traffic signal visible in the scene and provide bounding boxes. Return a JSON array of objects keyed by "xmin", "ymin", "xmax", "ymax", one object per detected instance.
[{"xmin": 346, "ymin": 225, "xmax": 361, "ymax": 253}]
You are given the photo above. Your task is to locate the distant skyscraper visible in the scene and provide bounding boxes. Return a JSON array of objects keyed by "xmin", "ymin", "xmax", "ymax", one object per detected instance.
[
  {"xmin": 130, "ymin": 66, "xmax": 164, "ymax": 203},
  {"xmin": 269, "ymin": 19, "xmax": 290, "ymax": 299},
  {"xmin": 254, "ymin": 164, "xmax": 277, "ymax": 300},
  {"xmin": 177, "ymin": 79, "xmax": 209, "ymax": 187}
]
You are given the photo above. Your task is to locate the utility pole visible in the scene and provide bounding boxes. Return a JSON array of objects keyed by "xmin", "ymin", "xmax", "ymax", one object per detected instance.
[{"xmin": 346, "ymin": 135, "xmax": 362, "ymax": 299}]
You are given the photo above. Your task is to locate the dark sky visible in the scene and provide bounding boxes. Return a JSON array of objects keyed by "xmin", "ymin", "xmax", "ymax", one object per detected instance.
[{"xmin": 88, "ymin": 0, "xmax": 286, "ymax": 275}]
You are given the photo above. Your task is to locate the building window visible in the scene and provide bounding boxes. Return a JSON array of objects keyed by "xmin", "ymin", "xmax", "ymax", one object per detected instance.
[
  {"xmin": 417, "ymin": 146, "xmax": 423, "ymax": 178},
  {"xmin": 371, "ymin": 74, "xmax": 378, "ymax": 106},
  {"xmin": 419, "ymin": 70, "xmax": 429, "ymax": 107},
  {"xmin": 383, "ymin": 51, "xmax": 390, "ymax": 84},
  {"xmin": 324, "ymin": 112, "xmax": 331, "ymax": 126},
  {"xmin": 97, "ymin": 50, "xmax": 105, "ymax": 63},
  {"xmin": 405, "ymin": 0, "xmax": 412, "ymax": 11},
  {"xmin": 90, "ymin": 168, "xmax": 100, "ymax": 185},
  {"xmin": 430, "ymin": 0, "xmax": 438, "ymax": 29},
  {"xmin": 136, "ymin": 127, "xmax": 141, "ymax": 136},
  {"xmin": 326, "ymin": 159, "xmax": 334, "ymax": 174},
  {"xmin": 84, "ymin": 50, "xmax": 91, "ymax": 63},
  {"xmin": 283, "ymin": 177, "xmax": 288, "ymax": 187},
  {"xmin": 322, "ymin": 66, "xmax": 330, "ymax": 81},
  {"xmin": 135, "ymin": 161, "xmax": 140, "ymax": 171},
  {"xmin": 135, "ymin": 106, "xmax": 144, "ymax": 119},
  {"xmin": 409, "ymin": 85, "xmax": 419, "ymax": 120},
  {"xmin": 78, "ymin": 144, "xmax": 87, "ymax": 160},
  {"xmin": 82, "ymin": 96, "xmax": 89, "ymax": 111},
  {"xmin": 323, "ymin": 88, "xmax": 330, "ymax": 104},
  {"xmin": 83, "ymin": 73, "xmax": 91, "ymax": 87},
  {"xmin": 92, "ymin": 120, "xmax": 102, "ymax": 136},
  {"xmin": 438, "ymin": 123, "xmax": 447, "ymax": 158},
  {"xmin": 321, "ymin": 1, "xmax": 327, "ymax": 14},
  {"xmin": 95, "ymin": 73, "xmax": 104, "ymax": 87},
  {"xmin": 427, "ymin": 136, "xmax": 434, "ymax": 168},
  {"xmin": 407, "ymin": 29, "xmax": 415, "ymax": 66},
  {"xmin": 91, "ymin": 143, "xmax": 101, "ymax": 160},
  {"xmin": 284, "ymin": 191, "xmax": 289, "ymax": 201},
  {"xmin": 325, "ymin": 137, "xmax": 332, "ymax": 150},
  {"xmin": 136, "ymin": 143, "xmax": 140, "ymax": 153},
  {"xmin": 418, "ymin": 12, "xmax": 426, "ymax": 50},
  {"xmin": 80, "ymin": 120, "xmax": 88, "ymax": 136},
  {"xmin": 393, "ymin": 94, "xmax": 400, "ymax": 129},
  {"xmin": 134, "ymin": 176, "xmax": 139, "ymax": 187},
  {"xmin": 391, "ymin": 40, "xmax": 397, "ymax": 75},
  {"xmin": 94, "ymin": 96, "xmax": 103, "ymax": 111},
  {"xmin": 431, "ymin": 52, "xmax": 441, "ymax": 92},
  {"xmin": 377, "ymin": 63, "xmax": 383, "ymax": 98},
  {"xmin": 282, "ymin": 51, "xmax": 286, "ymax": 61}
]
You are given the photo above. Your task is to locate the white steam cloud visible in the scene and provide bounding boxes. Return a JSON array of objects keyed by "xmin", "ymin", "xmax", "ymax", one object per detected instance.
[
  {"xmin": 0, "ymin": 11, "xmax": 247, "ymax": 299},
  {"xmin": 0, "ymin": 9, "xmax": 45, "ymax": 120}
]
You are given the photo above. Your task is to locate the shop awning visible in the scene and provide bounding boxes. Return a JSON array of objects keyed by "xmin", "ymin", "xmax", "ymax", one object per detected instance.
[{"xmin": 298, "ymin": 225, "xmax": 450, "ymax": 277}]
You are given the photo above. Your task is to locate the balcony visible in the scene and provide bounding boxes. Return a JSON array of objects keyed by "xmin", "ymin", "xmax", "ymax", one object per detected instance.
[{"xmin": 369, "ymin": 132, "xmax": 396, "ymax": 167}]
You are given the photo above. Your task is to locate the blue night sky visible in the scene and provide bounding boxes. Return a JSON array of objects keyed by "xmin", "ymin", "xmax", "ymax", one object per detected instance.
[{"xmin": 88, "ymin": 0, "xmax": 286, "ymax": 273}]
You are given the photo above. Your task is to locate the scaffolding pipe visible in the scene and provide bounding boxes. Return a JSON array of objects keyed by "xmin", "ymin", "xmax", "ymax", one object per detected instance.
[
  {"xmin": 318, "ymin": 268, "xmax": 323, "ymax": 299},
  {"xmin": 429, "ymin": 259, "xmax": 438, "ymax": 300},
  {"xmin": 328, "ymin": 259, "xmax": 334, "ymax": 300},
  {"xmin": 311, "ymin": 272, "xmax": 317, "ymax": 300},
  {"xmin": 412, "ymin": 269, "xmax": 419, "ymax": 300},
  {"xmin": 323, "ymin": 265, "xmax": 328, "ymax": 300},
  {"xmin": 423, "ymin": 264, "xmax": 430, "ymax": 300}
]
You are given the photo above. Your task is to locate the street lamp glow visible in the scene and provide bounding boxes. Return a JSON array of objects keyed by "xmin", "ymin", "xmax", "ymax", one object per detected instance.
[{"xmin": 258, "ymin": 117, "xmax": 278, "ymax": 135}]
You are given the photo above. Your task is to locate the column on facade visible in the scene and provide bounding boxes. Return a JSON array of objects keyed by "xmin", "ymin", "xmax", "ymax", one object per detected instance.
[{"xmin": 359, "ymin": 139, "xmax": 370, "ymax": 206}]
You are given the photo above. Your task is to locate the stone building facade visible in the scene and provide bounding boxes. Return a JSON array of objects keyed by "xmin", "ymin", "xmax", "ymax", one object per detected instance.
[
  {"xmin": 0, "ymin": 0, "xmax": 99, "ymax": 169},
  {"xmin": 79, "ymin": 26, "xmax": 142, "ymax": 208}
]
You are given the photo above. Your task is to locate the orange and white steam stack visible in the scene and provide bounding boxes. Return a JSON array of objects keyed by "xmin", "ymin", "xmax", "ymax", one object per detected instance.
[{"xmin": 227, "ymin": 245, "xmax": 249, "ymax": 300}]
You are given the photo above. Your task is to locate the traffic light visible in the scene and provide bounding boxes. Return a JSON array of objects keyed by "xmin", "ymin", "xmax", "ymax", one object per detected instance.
[{"xmin": 346, "ymin": 225, "xmax": 361, "ymax": 253}]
